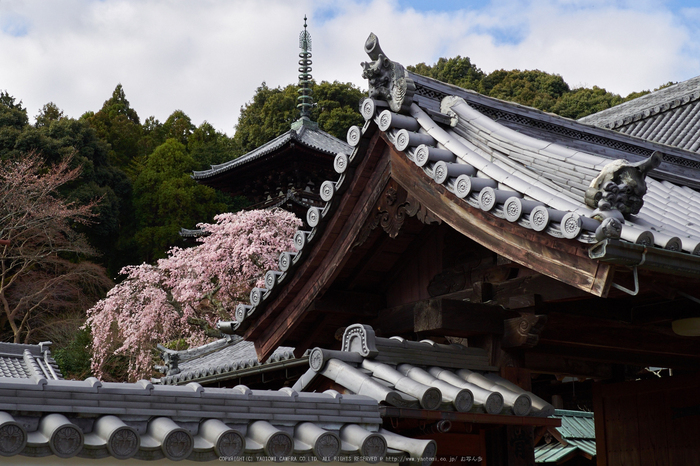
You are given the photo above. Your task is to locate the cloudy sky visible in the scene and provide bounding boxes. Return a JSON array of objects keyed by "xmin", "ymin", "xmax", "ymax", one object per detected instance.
[{"xmin": 2, "ymin": 0, "xmax": 700, "ymax": 135}]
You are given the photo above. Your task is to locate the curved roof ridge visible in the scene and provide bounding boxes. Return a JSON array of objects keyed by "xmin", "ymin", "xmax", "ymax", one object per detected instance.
[
  {"xmin": 222, "ymin": 96, "xmax": 700, "ymax": 344},
  {"xmin": 417, "ymin": 99, "xmax": 591, "ymax": 215},
  {"xmin": 192, "ymin": 130, "xmax": 295, "ymax": 179}
]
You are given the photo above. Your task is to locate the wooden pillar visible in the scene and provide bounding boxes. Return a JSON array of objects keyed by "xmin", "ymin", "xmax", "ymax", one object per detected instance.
[{"xmin": 506, "ymin": 425, "xmax": 535, "ymax": 466}]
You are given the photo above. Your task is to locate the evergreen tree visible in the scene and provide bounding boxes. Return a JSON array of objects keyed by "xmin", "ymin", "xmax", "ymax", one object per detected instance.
[
  {"xmin": 83, "ymin": 84, "xmax": 142, "ymax": 170},
  {"xmin": 132, "ymin": 138, "xmax": 229, "ymax": 262}
]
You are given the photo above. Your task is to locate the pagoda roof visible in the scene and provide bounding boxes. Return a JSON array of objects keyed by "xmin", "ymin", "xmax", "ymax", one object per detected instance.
[{"xmin": 192, "ymin": 124, "xmax": 352, "ymax": 182}]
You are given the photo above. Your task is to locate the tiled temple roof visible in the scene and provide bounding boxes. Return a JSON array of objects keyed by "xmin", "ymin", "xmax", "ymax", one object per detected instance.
[
  {"xmin": 156, "ymin": 336, "xmax": 302, "ymax": 386},
  {"xmin": 579, "ymin": 76, "xmax": 700, "ymax": 153},
  {"xmin": 369, "ymin": 94, "xmax": 700, "ymax": 253},
  {"xmin": 294, "ymin": 324, "xmax": 555, "ymax": 418},
  {"xmin": 223, "ymin": 74, "xmax": 700, "ymax": 335},
  {"xmin": 0, "ymin": 341, "xmax": 62, "ymax": 380},
  {"xmin": 192, "ymin": 124, "xmax": 352, "ymax": 181},
  {"xmin": 0, "ymin": 376, "xmax": 433, "ymax": 462}
]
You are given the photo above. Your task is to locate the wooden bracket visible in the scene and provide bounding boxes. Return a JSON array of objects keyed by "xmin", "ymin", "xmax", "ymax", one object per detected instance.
[
  {"xmin": 502, "ymin": 314, "xmax": 547, "ymax": 348},
  {"xmin": 356, "ymin": 179, "xmax": 441, "ymax": 247}
]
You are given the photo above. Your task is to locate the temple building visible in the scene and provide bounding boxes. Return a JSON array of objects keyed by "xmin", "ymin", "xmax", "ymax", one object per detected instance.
[
  {"xmin": 3, "ymin": 21, "xmax": 700, "ymax": 465},
  {"xmin": 210, "ymin": 33, "xmax": 700, "ymax": 465}
]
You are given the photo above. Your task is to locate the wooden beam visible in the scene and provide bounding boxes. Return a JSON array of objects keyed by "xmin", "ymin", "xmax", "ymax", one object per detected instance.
[
  {"xmin": 443, "ymin": 271, "xmax": 592, "ymax": 308},
  {"xmin": 388, "ymin": 145, "xmax": 614, "ymax": 297},
  {"xmin": 524, "ymin": 352, "xmax": 613, "ymax": 379},
  {"xmin": 534, "ymin": 312, "xmax": 700, "ymax": 369},
  {"xmin": 378, "ymin": 407, "xmax": 561, "ymax": 427},
  {"xmin": 542, "ymin": 312, "xmax": 700, "ymax": 356},
  {"xmin": 367, "ymin": 297, "xmax": 512, "ymax": 337},
  {"xmin": 251, "ymin": 136, "xmax": 392, "ymax": 361},
  {"xmin": 532, "ymin": 343, "xmax": 700, "ymax": 370},
  {"xmin": 310, "ymin": 290, "xmax": 385, "ymax": 317},
  {"xmin": 369, "ymin": 301, "xmax": 416, "ymax": 337},
  {"xmin": 414, "ymin": 298, "xmax": 508, "ymax": 337}
]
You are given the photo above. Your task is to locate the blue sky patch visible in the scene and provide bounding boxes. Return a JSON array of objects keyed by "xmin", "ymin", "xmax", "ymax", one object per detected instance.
[
  {"xmin": 397, "ymin": 0, "xmax": 485, "ymax": 12},
  {"xmin": 474, "ymin": 24, "xmax": 528, "ymax": 46},
  {"xmin": 1, "ymin": 13, "xmax": 30, "ymax": 37}
]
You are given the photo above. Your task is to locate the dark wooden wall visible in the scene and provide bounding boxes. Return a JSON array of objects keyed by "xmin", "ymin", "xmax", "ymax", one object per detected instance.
[
  {"xmin": 384, "ymin": 225, "xmax": 443, "ymax": 308},
  {"xmin": 593, "ymin": 372, "xmax": 700, "ymax": 465}
]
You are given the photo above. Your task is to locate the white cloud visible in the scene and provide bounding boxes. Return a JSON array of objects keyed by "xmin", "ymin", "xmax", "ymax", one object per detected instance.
[{"xmin": 1, "ymin": 0, "xmax": 699, "ymax": 135}]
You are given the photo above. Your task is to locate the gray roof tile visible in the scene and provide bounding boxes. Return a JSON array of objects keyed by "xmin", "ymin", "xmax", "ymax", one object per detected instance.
[
  {"xmin": 297, "ymin": 324, "xmax": 554, "ymax": 418},
  {"xmin": 0, "ymin": 342, "xmax": 62, "ymax": 380},
  {"xmin": 580, "ymin": 76, "xmax": 700, "ymax": 154},
  {"xmin": 0, "ymin": 379, "xmax": 429, "ymax": 462},
  {"xmin": 156, "ymin": 336, "xmax": 302, "ymax": 385},
  {"xmin": 192, "ymin": 125, "xmax": 352, "ymax": 180}
]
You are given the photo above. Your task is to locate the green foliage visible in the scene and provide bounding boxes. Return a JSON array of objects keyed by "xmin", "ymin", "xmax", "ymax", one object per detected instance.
[
  {"xmin": 232, "ymin": 80, "xmax": 365, "ymax": 155},
  {"xmin": 654, "ymin": 82, "xmax": 676, "ymax": 91},
  {"xmin": 83, "ymin": 84, "xmax": 142, "ymax": 170},
  {"xmin": 188, "ymin": 121, "xmax": 234, "ymax": 169},
  {"xmin": 232, "ymin": 83, "xmax": 298, "ymax": 154},
  {"xmin": 163, "ymin": 110, "xmax": 195, "ymax": 146},
  {"xmin": 133, "ymin": 139, "xmax": 229, "ymax": 261},
  {"xmin": 550, "ymin": 86, "xmax": 624, "ymax": 119},
  {"xmin": 0, "ymin": 91, "xmax": 29, "ymax": 158},
  {"xmin": 0, "ymin": 96, "xmax": 133, "ymax": 275},
  {"xmin": 35, "ymin": 102, "xmax": 65, "ymax": 128},
  {"xmin": 409, "ymin": 57, "xmax": 630, "ymax": 119},
  {"xmin": 313, "ymin": 81, "xmax": 365, "ymax": 138},
  {"xmin": 623, "ymin": 91, "xmax": 649, "ymax": 101},
  {"xmin": 408, "ymin": 56, "xmax": 485, "ymax": 91},
  {"xmin": 52, "ymin": 327, "xmax": 93, "ymax": 380},
  {"xmin": 138, "ymin": 116, "xmax": 166, "ymax": 159},
  {"xmin": 482, "ymin": 69, "xmax": 570, "ymax": 112}
]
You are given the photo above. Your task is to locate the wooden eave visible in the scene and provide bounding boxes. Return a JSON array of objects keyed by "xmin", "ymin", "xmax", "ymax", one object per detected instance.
[
  {"xmin": 246, "ymin": 125, "xmax": 616, "ymax": 362},
  {"xmin": 387, "ymin": 138, "xmax": 614, "ymax": 298}
]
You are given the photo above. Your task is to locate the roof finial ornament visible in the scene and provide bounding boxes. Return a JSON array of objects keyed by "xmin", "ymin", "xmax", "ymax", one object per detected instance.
[
  {"xmin": 361, "ymin": 33, "xmax": 415, "ymax": 114},
  {"xmin": 586, "ymin": 151, "xmax": 662, "ymax": 220},
  {"xmin": 292, "ymin": 15, "xmax": 318, "ymax": 130}
]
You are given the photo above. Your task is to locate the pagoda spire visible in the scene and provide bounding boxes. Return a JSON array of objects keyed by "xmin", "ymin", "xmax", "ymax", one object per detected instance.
[{"xmin": 292, "ymin": 15, "xmax": 318, "ymax": 130}]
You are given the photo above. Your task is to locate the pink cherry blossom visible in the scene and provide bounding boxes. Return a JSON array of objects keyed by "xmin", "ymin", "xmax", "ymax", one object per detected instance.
[{"xmin": 85, "ymin": 209, "xmax": 300, "ymax": 381}]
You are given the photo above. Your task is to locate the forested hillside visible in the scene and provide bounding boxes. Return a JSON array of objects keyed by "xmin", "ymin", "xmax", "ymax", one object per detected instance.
[
  {"xmin": 1, "ymin": 57, "xmax": 661, "ymax": 380},
  {"xmin": 408, "ymin": 56, "xmax": 651, "ymax": 119}
]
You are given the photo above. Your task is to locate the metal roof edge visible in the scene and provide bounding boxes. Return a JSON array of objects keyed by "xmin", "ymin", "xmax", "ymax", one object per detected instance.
[{"xmin": 589, "ymin": 239, "xmax": 700, "ymax": 277}]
